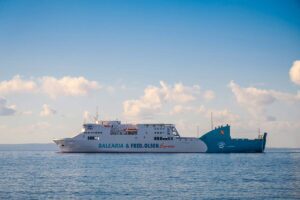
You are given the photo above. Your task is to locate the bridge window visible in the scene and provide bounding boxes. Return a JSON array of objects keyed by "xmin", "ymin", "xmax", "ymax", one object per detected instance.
[
  {"xmin": 154, "ymin": 137, "xmax": 173, "ymax": 140},
  {"xmin": 88, "ymin": 136, "xmax": 100, "ymax": 140}
]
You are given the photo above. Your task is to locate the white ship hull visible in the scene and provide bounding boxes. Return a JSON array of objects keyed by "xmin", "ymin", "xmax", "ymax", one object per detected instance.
[
  {"xmin": 53, "ymin": 121, "xmax": 207, "ymax": 153},
  {"xmin": 54, "ymin": 137, "xmax": 207, "ymax": 153}
]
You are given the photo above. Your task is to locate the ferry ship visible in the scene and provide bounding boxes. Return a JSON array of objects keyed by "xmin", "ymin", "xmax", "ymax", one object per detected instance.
[{"xmin": 53, "ymin": 119, "xmax": 267, "ymax": 153}]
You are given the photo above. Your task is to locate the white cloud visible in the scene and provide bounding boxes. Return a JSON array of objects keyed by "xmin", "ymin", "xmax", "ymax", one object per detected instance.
[
  {"xmin": 228, "ymin": 80, "xmax": 300, "ymax": 120},
  {"xmin": 0, "ymin": 97, "xmax": 16, "ymax": 116},
  {"xmin": 197, "ymin": 105, "xmax": 239, "ymax": 124},
  {"xmin": 159, "ymin": 81, "xmax": 199, "ymax": 103},
  {"xmin": 40, "ymin": 104, "xmax": 57, "ymax": 117},
  {"xmin": 105, "ymin": 86, "xmax": 115, "ymax": 93},
  {"xmin": 203, "ymin": 90, "xmax": 215, "ymax": 101},
  {"xmin": 28, "ymin": 121, "xmax": 51, "ymax": 131},
  {"xmin": 0, "ymin": 75, "xmax": 37, "ymax": 95},
  {"xmin": 209, "ymin": 109, "xmax": 239, "ymax": 124},
  {"xmin": 170, "ymin": 105, "xmax": 193, "ymax": 115},
  {"xmin": 290, "ymin": 60, "xmax": 300, "ymax": 85},
  {"xmin": 0, "ymin": 75, "xmax": 102, "ymax": 98},
  {"xmin": 40, "ymin": 76, "xmax": 101, "ymax": 98},
  {"xmin": 198, "ymin": 105, "xmax": 206, "ymax": 113},
  {"xmin": 123, "ymin": 81, "xmax": 201, "ymax": 119},
  {"xmin": 21, "ymin": 110, "xmax": 33, "ymax": 115},
  {"xmin": 169, "ymin": 104, "xmax": 238, "ymax": 125}
]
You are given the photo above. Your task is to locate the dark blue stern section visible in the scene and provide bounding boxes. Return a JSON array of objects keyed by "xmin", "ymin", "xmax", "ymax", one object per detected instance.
[{"xmin": 200, "ymin": 125, "xmax": 267, "ymax": 153}]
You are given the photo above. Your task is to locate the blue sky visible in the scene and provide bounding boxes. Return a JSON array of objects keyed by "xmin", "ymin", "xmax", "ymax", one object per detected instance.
[{"xmin": 0, "ymin": 0, "xmax": 300, "ymax": 147}]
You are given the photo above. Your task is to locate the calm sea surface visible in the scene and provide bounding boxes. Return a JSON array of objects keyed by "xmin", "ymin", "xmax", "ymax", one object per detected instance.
[{"xmin": 0, "ymin": 147, "xmax": 299, "ymax": 200}]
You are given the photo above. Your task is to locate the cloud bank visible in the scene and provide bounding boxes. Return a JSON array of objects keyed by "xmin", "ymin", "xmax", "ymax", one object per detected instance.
[
  {"xmin": 123, "ymin": 81, "xmax": 215, "ymax": 119},
  {"xmin": 0, "ymin": 75, "xmax": 101, "ymax": 98},
  {"xmin": 228, "ymin": 80, "xmax": 300, "ymax": 120},
  {"xmin": 290, "ymin": 60, "xmax": 300, "ymax": 85},
  {"xmin": 40, "ymin": 104, "xmax": 57, "ymax": 117},
  {"xmin": 0, "ymin": 97, "xmax": 16, "ymax": 116},
  {"xmin": 40, "ymin": 76, "xmax": 101, "ymax": 98},
  {"xmin": 0, "ymin": 75, "xmax": 37, "ymax": 95}
]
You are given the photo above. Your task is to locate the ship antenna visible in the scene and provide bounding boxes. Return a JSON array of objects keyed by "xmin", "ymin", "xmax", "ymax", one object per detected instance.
[
  {"xmin": 211, "ymin": 112, "xmax": 214, "ymax": 130},
  {"xmin": 197, "ymin": 125, "xmax": 199, "ymax": 137}
]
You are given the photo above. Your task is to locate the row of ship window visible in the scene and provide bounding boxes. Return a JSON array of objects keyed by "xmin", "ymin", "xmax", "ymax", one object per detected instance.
[
  {"xmin": 154, "ymin": 132, "xmax": 165, "ymax": 134},
  {"xmin": 85, "ymin": 132, "xmax": 102, "ymax": 134},
  {"xmin": 154, "ymin": 137, "xmax": 173, "ymax": 140}
]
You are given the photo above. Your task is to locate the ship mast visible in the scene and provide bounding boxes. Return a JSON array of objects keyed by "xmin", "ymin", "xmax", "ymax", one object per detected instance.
[
  {"xmin": 211, "ymin": 112, "xmax": 214, "ymax": 130},
  {"xmin": 94, "ymin": 106, "xmax": 99, "ymax": 124}
]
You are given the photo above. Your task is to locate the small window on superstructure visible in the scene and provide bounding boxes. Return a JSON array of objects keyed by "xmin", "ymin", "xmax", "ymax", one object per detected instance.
[
  {"xmin": 88, "ymin": 136, "xmax": 100, "ymax": 140},
  {"xmin": 87, "ymin": 125, "xmax": 93, "ymax": 130}
]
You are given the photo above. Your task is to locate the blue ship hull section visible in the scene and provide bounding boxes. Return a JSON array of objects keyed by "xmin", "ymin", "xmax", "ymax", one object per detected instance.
[{"xmin": 200, "ymin": 125, "xmax": 267, "ymax": 153}]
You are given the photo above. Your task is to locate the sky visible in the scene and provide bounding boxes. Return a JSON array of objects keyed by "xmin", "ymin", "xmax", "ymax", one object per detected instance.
[{"xmin": 0, "ymin": 0, "xmax": 300, "ymax": 147}]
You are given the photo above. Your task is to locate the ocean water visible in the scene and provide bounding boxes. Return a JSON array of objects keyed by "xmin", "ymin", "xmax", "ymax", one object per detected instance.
[{"xmin": 0, "ymin": 147, "xmax": 299, "ymax": 199}]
